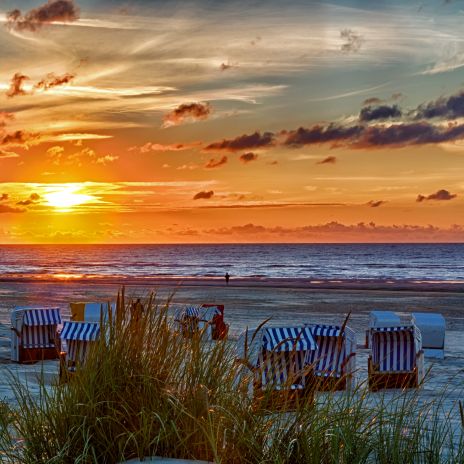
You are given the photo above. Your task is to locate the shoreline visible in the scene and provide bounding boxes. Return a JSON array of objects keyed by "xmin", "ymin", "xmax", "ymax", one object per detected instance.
[{"xmin": 1, "ymin": 276, "xmax": 464, "ymax": 292}]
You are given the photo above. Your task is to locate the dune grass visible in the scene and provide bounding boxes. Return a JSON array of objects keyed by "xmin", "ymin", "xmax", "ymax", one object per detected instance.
[{"xmin": 0, "ymin": 289, "xmax": 463, "ymax": 463}]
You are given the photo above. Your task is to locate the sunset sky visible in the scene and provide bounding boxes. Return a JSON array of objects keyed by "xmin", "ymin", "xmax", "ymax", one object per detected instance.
[{"xmin": 1, "ymin": 0, "xmax": 464, "ymax": 243}]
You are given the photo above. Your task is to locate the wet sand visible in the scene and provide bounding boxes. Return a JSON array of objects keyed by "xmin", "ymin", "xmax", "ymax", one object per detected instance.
[{"xmin": 1, "ymin": 276, "xmax": 464, "ymax": 293}]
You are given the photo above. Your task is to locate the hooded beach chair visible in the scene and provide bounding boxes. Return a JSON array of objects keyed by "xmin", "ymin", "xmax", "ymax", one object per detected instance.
[
  {"xmin": 70, "ymin": 302, "xmax": 116, "ymax": 323},
  {"xmin": 59, "ymin": 321, "xmax": 100, "ymax": 379},
  {"xmin": 10, "ymin": 307, "xmax": 62, "ymax": 363},
  {"xmin": 368, "ymin": 325, "xmax": 424, "ymax": 391},
  {"xmin": 236, "ymin": 326, "xmax": 318, "ymax": 409},
  {"xmin": 175, "ymin": 306, "xmax": 201, "ymax": 337},
  {"xmin": 411, "ymin": 312, "xmax": 445, "ymax": 359},
  {"xmin": 306, "ymin": 324, "xmax": 356, "ymax": 391}
]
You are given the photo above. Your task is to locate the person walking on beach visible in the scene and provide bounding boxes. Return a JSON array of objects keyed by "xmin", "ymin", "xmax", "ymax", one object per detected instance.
[{"xmin": 225, "ymin": 272, "xmax": 230, "ymax": 285}]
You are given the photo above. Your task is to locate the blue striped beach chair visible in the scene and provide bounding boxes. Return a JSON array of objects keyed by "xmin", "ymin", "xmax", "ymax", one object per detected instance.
[
  {"xmin": 236, "ymin": 326, "xmax": 318, "ymax": 409},
  {"xmin": 59, "ymin": 321, "xmax": 100, "ymax": 379},
  {"xmin": 10, "ymin": 307, "xmax": 62, "ymax": 363},
  {"xmin": 306, "ymin": 324, "xmax": 357, "ymax": 391},
  {"xmin": 368, "ymin": 325, "xmax": 424, "ymax": 391},
  {"xmin": 174, "ymin": 305, "xmax": 210, "ymax": 338}
]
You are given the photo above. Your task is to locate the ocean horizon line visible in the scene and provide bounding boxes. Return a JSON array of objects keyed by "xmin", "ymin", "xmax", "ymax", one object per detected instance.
[{"xmin": 2, "ymin": 242, "xmax": 464, "ymax": 246}]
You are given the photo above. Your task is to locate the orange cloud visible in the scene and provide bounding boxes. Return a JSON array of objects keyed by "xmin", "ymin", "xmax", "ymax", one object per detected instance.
[
  {"xmin": 239, "ymin": 152, "xmax": 258, "ymax": 163},
  {"xmin": 205, "ymin": 131, "xmax": 274, "ymax": 152},
  {"xmin": 6, "ymin": 0, "xmax": 79, "ymax": 32},
  {"xmin": 193, "ymin": 190, "xmax": 214, "ymax": 200},
  {"xmin": 0, "ymin": 112, "xmax": 15, "ymax": 127},
  {"xmin": 1, "ymin": 130, "xmax": 38, "ymax": 147},
  {"xmin": 206, "ymin": 222, "xmax": 464, "ymax": 242},
  {"xmin": 34, "ymin": 72, "xmax": 75, "ymax": 90},
  {"xmin": 16, "ymin": 193, "xmax": 41, "ymax": 206},
  {"xmin": 163, "ymin": 102, "xmax": 211, "ymax": 127},
  {"xmin": 205, "ymin": 155, "xmax": 227, "ymax": 169},
  {"xmin": 130, "ymin": 142, "xmax": 201, "ymax": 153},
  {"xmin": 317, "ymin": 155, "xmax": 337, "ymax": 164},
  {"xmin": 367, "ymin": 200, "xmax": 386, "ymax": 207},
  {"xmin": 0, "ymin": 204, "xmax": 25, "ymax": 214},
  {"xmin": 6, "ymin": 73, "xmax": 29, "ymax": 98},
  {"xmin": 416, "ymin": 189, "xmax": 457, "ymax": 202}
]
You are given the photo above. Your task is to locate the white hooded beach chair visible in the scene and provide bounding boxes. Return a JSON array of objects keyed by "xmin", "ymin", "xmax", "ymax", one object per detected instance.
[
  {"xmin": 236, "ymin": 326, "xmax": 317, "ymax": 409},
  {"xmin": 411, "ymin": 312, "xmax": 445, "ymax": 359},
  {"xmin": 59, "ymin": 321, "xmax": 100, "ymax": 378},
  {"xmin": 10, "ymin": 307, "xmax": 62, "ymax": 363},
  {"xmin": 368, "ymin": 325, "xmax": 424, "ymax": 391},
  {"xmin": 306, "ymin": 324, "xmax": 357, "ymax": 391}
]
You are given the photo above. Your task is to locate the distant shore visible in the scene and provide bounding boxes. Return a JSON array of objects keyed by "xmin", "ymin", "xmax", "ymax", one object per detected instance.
[{"xmin": 1, "ymin": 275, "xmax": 464, "ymax": 292}]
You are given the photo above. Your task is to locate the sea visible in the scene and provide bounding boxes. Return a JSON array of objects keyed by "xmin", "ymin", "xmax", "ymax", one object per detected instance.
[{"xmin": 0, "ymin": 243, "xmax": 463, "ymax": 283}]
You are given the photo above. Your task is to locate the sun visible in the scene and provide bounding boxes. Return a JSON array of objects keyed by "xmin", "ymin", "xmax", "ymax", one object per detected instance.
[{"xmin": 44, "ymin": 186, "xmax": 95, "ymax": 211}]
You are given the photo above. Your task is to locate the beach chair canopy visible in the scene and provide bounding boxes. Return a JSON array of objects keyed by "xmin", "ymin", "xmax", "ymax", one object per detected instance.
[
  {"xmin": 306, "ymin": 324, "xmax": 355, "ymax": 377},
  {"xmin": 263, "ymin": 327, "xmax": 317, "ymax": 352},
  {"xmin": 60, "ymin": 321, "xmax": 100, "ymax": 342},
  {"xmin": 371, "ymin": 325, "xmax": 421, "ymax": 373},
  {"xmin": 22, "ymin": 308, "xmax": 62, "ymax": 326},
  {"xmin": 369, "ymin": 310, "xmax": 401, "ymax": 328},
  {"xmin": 12, "ymin": 307, "xmax": 62, "ymax": 350},
  {"xmin": 185, "ymin": 306, "xmax": 200, "ymax": 318}
]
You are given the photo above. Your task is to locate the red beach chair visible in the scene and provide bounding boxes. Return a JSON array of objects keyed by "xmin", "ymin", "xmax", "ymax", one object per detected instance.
[{"xmin": 201, "ymin": 304, "xmax": 229, "ymax": 340}]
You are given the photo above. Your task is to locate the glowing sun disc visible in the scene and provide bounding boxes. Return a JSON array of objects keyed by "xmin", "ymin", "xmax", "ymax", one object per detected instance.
[{"xmin": 44, "ymin": 188, "xmax": 94, "ymax": 210}]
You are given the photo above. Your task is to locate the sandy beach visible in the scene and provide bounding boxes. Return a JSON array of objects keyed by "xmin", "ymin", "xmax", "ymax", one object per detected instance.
[{"xmin": 1, "ymin": 281, "xmax": 463, "ymax": 412}]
